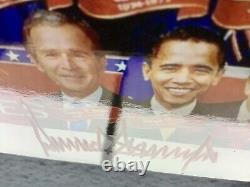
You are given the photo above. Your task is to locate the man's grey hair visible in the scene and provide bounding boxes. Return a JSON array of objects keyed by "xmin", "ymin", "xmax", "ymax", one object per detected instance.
[{"xmin": 23, "ymin": 10, "xmax": 101, "ymax": 54}]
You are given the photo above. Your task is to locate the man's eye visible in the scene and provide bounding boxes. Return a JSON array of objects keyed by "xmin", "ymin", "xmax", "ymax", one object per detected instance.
[
  {"xmin": 71, "ymin": 51, "xmax": 89, "ymax": 58},
  {"xmin": 74, "ymin": 53, "xmax": 86, "ymax": 58},
  {"xmin": 44, "ymin": 52, "xmax": 59, "ymax": 57},
  {"xmin": 194, "ymin": 68, "xmax": 211, "ymax": 74},
  {"xmin": 161, "ymin": 66, "xmax": 178, "ymax": 71}
]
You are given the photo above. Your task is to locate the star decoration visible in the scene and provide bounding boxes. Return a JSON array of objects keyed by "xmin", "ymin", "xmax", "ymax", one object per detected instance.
[
  {"xmin": 115, "ymin": 60, "xmax": 127, "ymax": 72},
  {"xmin": 128, "ymin": 96, "xmax": 134, "ymax": 100},
  {"xmin": 6, "ymin": 50, "xmax": 19, "ymax": 61}
]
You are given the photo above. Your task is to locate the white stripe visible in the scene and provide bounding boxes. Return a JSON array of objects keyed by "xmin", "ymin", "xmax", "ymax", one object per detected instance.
[
  {"xmin": 224, "ymin": 65, "xmax": 250, "ymax": 78},
  {"xmin": 105, "ymin": 55, "xmax": 130, "ymax": 60},
  {"xmin": 104, "ymin": 71, "xmax": 123, "ymax": 75}
]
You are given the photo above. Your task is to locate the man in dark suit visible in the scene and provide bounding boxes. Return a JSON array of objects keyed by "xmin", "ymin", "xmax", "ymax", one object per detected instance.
[
  {"xmin": 23, "ymin": 10, "xmax": 121, "ymax": 131},
  {"xmin": 141, "ymin": 26, "xmax": 231, "ymax": 118}
]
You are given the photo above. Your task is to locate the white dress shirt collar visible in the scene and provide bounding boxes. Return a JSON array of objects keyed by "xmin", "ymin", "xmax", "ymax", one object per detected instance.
[
  {"xmin": 62, "ymin": 87, "xmax": 103, "ymax": 108},
  {"xmin": 150, "ymin": 96, "xmax": 197, "ymax": 115},
  {"xmin": 237, "ymin": 100, "xmax": 250, "ymax": 121}
]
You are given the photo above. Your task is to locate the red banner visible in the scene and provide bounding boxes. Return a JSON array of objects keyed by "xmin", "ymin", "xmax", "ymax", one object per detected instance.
[
  {"xmin": 46, "ymin": 0, "xmax": 250, "ymax": 30},
  {"xmin": 212, "ymin": 0, "xmax": 250, "ymax": 29},
  {"xmin": 2, "ymin": 0, "xmax": 250, "ymax": 30},
  {"xmin": 46, "ymin": 0, "xmax": 209, "ymax": 20},
  {"xmin": 79, "ymin": 0, "xmax": 209, "ymax": 19},
  {"xmin": 47, "ymin": 0, "xmax": 73, "ymax": 10},
  {"xmin": 0, "ymin": 0, "xmax": 36, "ymax": 8}
]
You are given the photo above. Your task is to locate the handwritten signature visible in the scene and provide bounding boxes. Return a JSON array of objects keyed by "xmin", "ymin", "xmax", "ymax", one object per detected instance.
[{"xmin": 23, "ymin": 101, "xmax": 218, "ymax": 172}]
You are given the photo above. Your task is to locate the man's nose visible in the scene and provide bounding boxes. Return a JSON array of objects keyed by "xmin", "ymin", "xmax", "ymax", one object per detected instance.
[
  {"xmin": 61, "ymin": 53, "xmax": 78, "ymax": 69},
  {"xmin": 173, "ymin": 68, "xmax": 192, "ymax": 83}
]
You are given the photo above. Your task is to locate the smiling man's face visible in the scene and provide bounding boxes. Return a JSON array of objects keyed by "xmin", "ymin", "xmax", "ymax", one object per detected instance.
[
  {"xmin": 29, "ymin": 24, "xmax": 104, "ymax": 98},
  {"xmin": 143, "ymin": 40, "xmax": 224, "ymax": 109}
]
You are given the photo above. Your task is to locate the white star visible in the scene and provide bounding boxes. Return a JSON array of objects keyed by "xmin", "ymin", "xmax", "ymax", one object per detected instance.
[
  {"xmin": 115, "ymin": 61, "xmax": 127, "ymax": 72},
  {"xmin": 128, "ymin": 96, "xmax": 134, "ymax": 100},
  {"xmin": 6, "ymin": 50, "xmax": 19, "ymax": 61}
]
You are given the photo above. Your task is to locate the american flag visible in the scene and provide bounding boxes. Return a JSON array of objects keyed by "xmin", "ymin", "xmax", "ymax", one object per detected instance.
[
  {"xmin": 0, "ymin": 45, "xmax": 129, "ymax": 71},
  {"xmin": 0, "ymin": 45, "xmax": 136, "ymax": 96},
  {"xmin": 0, "ymin": 45, "xmax": 154, "ymax": 101},
  {"xmin": 0, "ymin": 45, "xmax": 30, "ymax": 64},
  {"xmin": 0, "ymin": 44, "xmax": 159, "ymax": 104}
]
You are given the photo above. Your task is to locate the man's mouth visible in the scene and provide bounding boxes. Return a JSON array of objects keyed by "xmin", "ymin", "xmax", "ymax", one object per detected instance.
[
  {"xmin": 166, "ymin": 87, "xmax": 194, "ymax": 96},
  {"xmin": 62, "ymin": 74, "xmax": 84, "ymax": 79}
]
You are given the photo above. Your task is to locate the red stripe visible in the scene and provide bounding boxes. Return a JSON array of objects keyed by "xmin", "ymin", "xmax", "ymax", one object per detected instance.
[
  {"xmin": 46, "ymin": 0, "xmax": 73, "ymax": 10},
  {"xmin": 212, "ymin": 0, "xmax": 250, "ymax": 29},
  {"xmin": 78, "ymin": 0, "xmax": 210, "ymax": 19}
]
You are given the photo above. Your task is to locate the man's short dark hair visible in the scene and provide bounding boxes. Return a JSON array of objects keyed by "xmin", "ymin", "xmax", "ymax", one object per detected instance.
[
  {"xmin": 150, "ymin": 26, "xmax": 226, "ymax": 69},
  {"xmin": 23, "ymin": 10, "xmax": 101, "ymax": 53}
]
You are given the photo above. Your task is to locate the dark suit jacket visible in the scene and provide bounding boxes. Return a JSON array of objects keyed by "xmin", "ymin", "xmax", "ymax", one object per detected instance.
[
  {"xmin": 119, "ymin": 99, "xmax": 244, "ymax": 143},
  {"xmin": 191, "ymin": 100, "xmax": 242, "ymax": 120},
  {"xmin": 35, "ymin": 88, "xmax": 122, "ymax": 131},
  {"xmin": 133, "ymin": 99, "xmax": 243, "ymax": 120},
  {"xmin": 50, "ymin": 88, "xmax": 122, "ymax": 108}
]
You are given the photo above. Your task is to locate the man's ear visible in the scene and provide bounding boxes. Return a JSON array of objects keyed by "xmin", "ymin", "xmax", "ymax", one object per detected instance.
[
  {"xmin": 29, "ymin": 55, "xmax": 45, "ymax": 73},
  {"xmin": 212, "ymin": 68, "xmax": 225, "ymax": 86},
  {"xmin": 98, "ymin": 56, "xmax": 106, "ymax": 72},
  {"xmin": 142, "ymin": 62, "xmax": 151, "ymax": 81}
]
